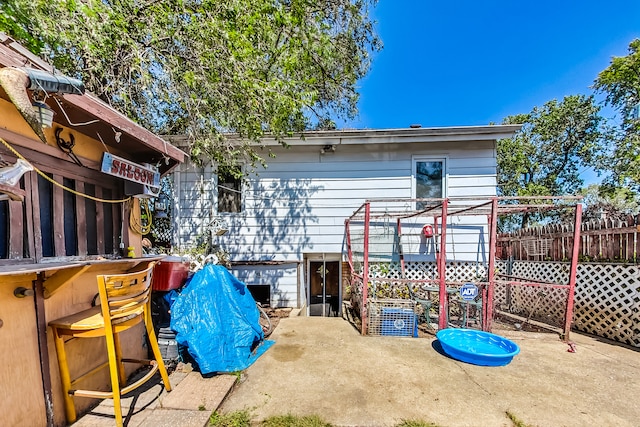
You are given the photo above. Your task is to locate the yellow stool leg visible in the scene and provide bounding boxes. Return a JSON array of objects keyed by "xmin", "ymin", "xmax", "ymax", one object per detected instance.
[
  {"xmin": 52, "ymin": 327, "xmax": 77, "ymax": 424},
  {"xmin": 144, "ymin": 308, "xmax": 172, "ymax": 391},
  {"xmin": 104, "ymin": 329, "xmax": 124, "ymax": 427},
  {"xmin": 113, "ymin": 332, "xmax": 127, "ymax": 386}
]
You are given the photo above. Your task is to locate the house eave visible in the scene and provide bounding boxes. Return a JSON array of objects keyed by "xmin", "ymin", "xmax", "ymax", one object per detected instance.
[{"xmin": 167, "ymin": 124, "xmax": 522, "ymax": 150}]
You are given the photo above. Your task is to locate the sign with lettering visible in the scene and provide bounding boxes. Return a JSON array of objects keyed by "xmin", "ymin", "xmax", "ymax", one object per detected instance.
[
  {"xmin": 460, "ymin": 283, "xmax": 479, "ymax": 301},
  {"xmin": 101, "ymin": 153, "xmax": 160, "ymax": 189}
]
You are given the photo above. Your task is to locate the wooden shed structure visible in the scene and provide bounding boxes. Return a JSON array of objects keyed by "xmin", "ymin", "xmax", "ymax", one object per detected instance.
[{"xmin": 0, "ymin": 34, "xmax": 185, "ymax": 426}]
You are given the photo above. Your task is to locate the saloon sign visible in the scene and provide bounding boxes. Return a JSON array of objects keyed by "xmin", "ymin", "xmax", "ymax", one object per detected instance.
[{"xmin": 100, "ymin": 153, "xmax": 160, "ymax": 189}]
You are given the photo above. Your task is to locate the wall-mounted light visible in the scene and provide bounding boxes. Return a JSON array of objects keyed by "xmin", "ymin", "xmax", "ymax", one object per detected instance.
[
  {"xmin": 32, "ymin": 101, "xmax": 54, "ymax": 128},
  {"xmin": 320, "ymin": 144, "xmax": 336, "ymax": 154}
]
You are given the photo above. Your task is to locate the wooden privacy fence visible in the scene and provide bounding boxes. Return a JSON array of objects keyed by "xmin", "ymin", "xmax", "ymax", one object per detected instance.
[{"xmin": 498, "ymin": 215, "xmax": 640, "ymax": 263}]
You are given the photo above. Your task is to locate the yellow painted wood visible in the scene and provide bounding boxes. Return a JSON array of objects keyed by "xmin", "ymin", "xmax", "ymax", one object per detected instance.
[
  {"xmin": 48, "ymin": 263, "xmax": 171, "ymax": 426},
  {"xmin": 0, "ymin": 276, "xmax": 47, "ymax": 427},
  {"xmin": 0, "ymin": 98, "xmax": 129, "ymax": 162},
  {"xmin": 43, "ymin": 264, "xmax": 92, "ymax": 298}
]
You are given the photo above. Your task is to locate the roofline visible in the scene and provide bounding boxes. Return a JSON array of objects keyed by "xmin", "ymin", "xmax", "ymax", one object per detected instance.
[{"xmin": 167, "ymin": 124, "xmax": 522, "ymax": 148}]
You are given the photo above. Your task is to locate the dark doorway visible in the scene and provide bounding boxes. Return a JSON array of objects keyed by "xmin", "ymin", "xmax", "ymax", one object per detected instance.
[{"xmin": 308, "ymin": 260, "xmax": 340, "ymax": 317}]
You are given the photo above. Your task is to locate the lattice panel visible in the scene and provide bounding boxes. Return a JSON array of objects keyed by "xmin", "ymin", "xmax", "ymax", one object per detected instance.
[
  {"xmin": 496, "ymin": 260, "xmax": 640, "ymax": 347},
  {"xmin": 364, "ymin": 261, "xmax": 488, "ymax": 282},
  {"xmin": 509, "ymin": 261, "xmax": 570, "ymax": 284},
  {"xmin": 573, "ymin": 263, "xmax": 640, "ymax": 346},
  {"xmin": 499, "ymin": 283, "xmax": 568, "ymax": 328},
  {"xmin": 353, "ymin": 259, "xmax": 639, "ymax": 346}
]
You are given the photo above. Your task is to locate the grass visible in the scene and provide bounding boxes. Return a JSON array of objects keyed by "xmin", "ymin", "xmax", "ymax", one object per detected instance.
[
  {"xmin": 208, "ymin": 409, "xmax": 532, "ymax": 427},
  {"xmin": 209, "ymin": 410, "xmax": 252, "ymax": 427},
  {"xmin": 262, "ymin": 414, "xmax": 333, "ymax": 427},
  {"xmin": 395, "ymin": 420, "xmax": 440, "ymax": 427},
  {"xmin": 209, "ymin": 412, "xmax": 443, "ymax": 427},
  {"xmin": 506, "ymin": 411, "xmax": 535, "ymax": 427}
]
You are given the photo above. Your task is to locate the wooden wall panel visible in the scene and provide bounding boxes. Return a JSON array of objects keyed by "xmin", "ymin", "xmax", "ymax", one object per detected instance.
[
  {"xmin": 0, "ymin": 275, "xmax": 46, "ymax": 427},
  {"xmin": 53, "ymin": 174, "xmax": 65, "ymax": 256},
  {"xmin": 75, "ymin": 182, "xmax": 87, "ymax": 256}
]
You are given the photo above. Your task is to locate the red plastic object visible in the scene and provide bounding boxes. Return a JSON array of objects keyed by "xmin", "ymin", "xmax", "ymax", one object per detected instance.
[
  {"xmin": 152, "ymin": 258, "xmax": 189, "ymax": 291},
  {"xmin": 422, "ymin": 224, "xmax": 434, "ymax": 238}
]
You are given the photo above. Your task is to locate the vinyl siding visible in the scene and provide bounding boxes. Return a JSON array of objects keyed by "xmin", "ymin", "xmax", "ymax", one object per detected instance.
[
  {"xmin": 174, "ymin": 141, "xmax": 496, "ymax": 260},
  {"xmin": 173, "ymin": 137, "xmax": 499, "ymax": 306}
]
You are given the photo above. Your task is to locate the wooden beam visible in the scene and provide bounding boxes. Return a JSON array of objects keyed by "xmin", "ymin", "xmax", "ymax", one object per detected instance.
[
  {"xmin": 43, "ymin": 264, "xmax": 92, "ymax": 299},
  {"xmin": 0, "ymin": 182, "xmax": 25, "ymax": 201}
]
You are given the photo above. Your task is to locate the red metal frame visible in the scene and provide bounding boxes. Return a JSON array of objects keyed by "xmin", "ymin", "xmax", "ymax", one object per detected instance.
[
  {"xmin": 437, "ymin": 199, "xmax": 448, "ymax": 330},
  {"xmin": 346, "ymin": 196, "xmax": 582, "ymax": 340},
  {"xmin": 564, "ymin": 203, "xmax": 582, "ymax": 341},
  {"xmin": 361, "ymin": 202, "xmax": 371, "ymax": 335}
]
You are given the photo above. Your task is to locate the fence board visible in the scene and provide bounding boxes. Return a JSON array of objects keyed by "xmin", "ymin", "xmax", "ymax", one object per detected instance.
[{"xmin": 498, "ymin": 215, "xmax": 640, "ymax": 263}]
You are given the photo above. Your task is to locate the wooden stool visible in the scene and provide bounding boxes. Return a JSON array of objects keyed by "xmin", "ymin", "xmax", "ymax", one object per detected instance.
[{"xmin": 49, "ymin": 263, "xmax": 171, "ymax": 426}]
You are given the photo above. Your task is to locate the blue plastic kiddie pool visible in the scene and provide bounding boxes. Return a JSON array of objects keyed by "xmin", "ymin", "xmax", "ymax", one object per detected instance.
[{"xmin": 436, "ymin": 328, "xmax": 520, "ymax": 366}]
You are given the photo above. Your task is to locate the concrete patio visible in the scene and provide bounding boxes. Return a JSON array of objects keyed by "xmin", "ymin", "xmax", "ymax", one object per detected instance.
[{"xmin": 74, "ymin": 314, "xmax": 640, "ymax": 427}]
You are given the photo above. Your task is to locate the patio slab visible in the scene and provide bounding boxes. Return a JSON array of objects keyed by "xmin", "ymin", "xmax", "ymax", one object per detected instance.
[{"xmin": 220, "ymin": 316, "xmax": 640, "ymax": 427}]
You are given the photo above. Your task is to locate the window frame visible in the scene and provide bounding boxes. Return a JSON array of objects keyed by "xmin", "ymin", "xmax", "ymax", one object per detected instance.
[
  {"xmin": 411, "ymin": 156, "xmax": 448, "ymax": 205},
  {"xmin": 216, "ymin": 170, "xmax": 243, "ymax": 214}
]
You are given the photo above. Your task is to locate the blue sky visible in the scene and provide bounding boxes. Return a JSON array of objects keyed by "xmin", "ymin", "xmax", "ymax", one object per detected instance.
[{"xmin": 342, "ymin": 1, "xmax": 640, "ymax": 130}]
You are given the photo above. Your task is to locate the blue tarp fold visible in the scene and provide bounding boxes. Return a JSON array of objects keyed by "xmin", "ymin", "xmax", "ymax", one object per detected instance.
[{"xmin": 170, "ymin": 264, "xmax": 274, "ymax": 374}]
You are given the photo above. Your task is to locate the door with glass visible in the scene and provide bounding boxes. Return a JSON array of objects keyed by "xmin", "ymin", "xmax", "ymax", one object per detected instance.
[{"xmin": 308, "ymin": 260, "xmax": 340, "ymax": 317}]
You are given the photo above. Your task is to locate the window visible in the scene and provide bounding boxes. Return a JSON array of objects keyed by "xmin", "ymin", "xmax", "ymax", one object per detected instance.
[
  {"xmin": 414, "ymin": 158, "xmax": 445, "ymax": 209},
  {"xmin": 218, "ymin": 172, "xmax": 242, "ymax": 213}
]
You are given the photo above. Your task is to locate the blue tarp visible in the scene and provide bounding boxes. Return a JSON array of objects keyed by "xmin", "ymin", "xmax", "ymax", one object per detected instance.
[{"xmin": 170, "ymin": 264, "xmax": 274, "ymax": 374}]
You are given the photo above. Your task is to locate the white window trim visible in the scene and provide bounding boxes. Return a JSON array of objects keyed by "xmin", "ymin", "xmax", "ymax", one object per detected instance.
[
  {"xmin": 411, "ymin": 155, "xmax": 448, "ymax": 201},
  {"xmin": 215, "ymin": 165, "xmax": 245, "ymax": 215}
]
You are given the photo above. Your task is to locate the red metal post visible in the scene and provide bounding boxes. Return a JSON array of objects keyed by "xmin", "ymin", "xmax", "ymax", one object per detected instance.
[
  {"xmin": 345, "ymin": 219, "xmax": 353, "ymax": 269},
  {"xmin": 361, "ymin": 202, "xmax": 371, "ymax": 336},
  {"xmin": 397, "ymin": 218, "xmax": 405, "ymax": 278},
  {"xmin": 484, "ymin": 198, "xmax": 498, "ymax": 332},
  {"xmin": 564, "ymin": 203, "xmax": 582, "ymax": 341},
  {"xmin": 438, "ymin": 199, "xmax": 448, "ymax": 330}
]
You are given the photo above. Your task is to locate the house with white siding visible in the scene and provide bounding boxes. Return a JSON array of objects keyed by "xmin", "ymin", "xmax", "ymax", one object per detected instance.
[{"xmin": 169, "ymin": 125, "xmax": 520, "ymax": 315}]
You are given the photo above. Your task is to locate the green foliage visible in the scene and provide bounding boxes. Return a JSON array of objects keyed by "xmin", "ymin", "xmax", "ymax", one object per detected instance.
[
  {"xmin": 395, "ymin": 421, "xmax": 440, "ymax": 427},
  {"xmin": 262, "ymin": 414, "xmax": 333, "ymax": 427},
  {"xmin": 580, "ymin": 184, "xmax": 640, "ymax": 222},
  {"xmin": 593, "ymin": 39, "xmax": 640, "ymax": 191},
  {"xmin": 505, "ymin": 411, "xmax": 535, "ymax": 427},
  {"xmin": 207, "ymin": 411, "xmax": 443, "ymax": 427},
  {"xmin": 497, "ymin": 95, "xmax": 605, "ymax": 228},
  {"xmin": 1, "ymin": 0, "xmax": 380, "ymax": 172},
  {"xmin": 209, "ymin": 410, "xmax": 251, "ymax": 427}
]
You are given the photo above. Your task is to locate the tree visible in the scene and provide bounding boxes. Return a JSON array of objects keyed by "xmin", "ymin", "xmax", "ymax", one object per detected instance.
[
  {"xmin": 497, "ymin": 95, "xmax": 605, "ymax": 228},
  {"xmin": 580, "ymin": 184, "xmax": 640, "ymax": 222},
  {"xmin": 593, "ymin": 38, "xmax": 640, "ymax": 191},
  {"xmin": 0, "ymin": 0, "xmax": 381, "ymax": 172}
]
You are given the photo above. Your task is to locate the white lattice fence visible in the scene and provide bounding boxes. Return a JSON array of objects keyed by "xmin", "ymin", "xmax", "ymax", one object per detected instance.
[
  {"xmin": 497, "ymin": 260, "xmax": 640, "ymax": 347},
  {"xmin": 366, "ymin": 261, "xmax": 487, "ymax": 282},
  {"xmin": 574, "ymin": 263, "xmax": 640, "ymax": 346}
]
